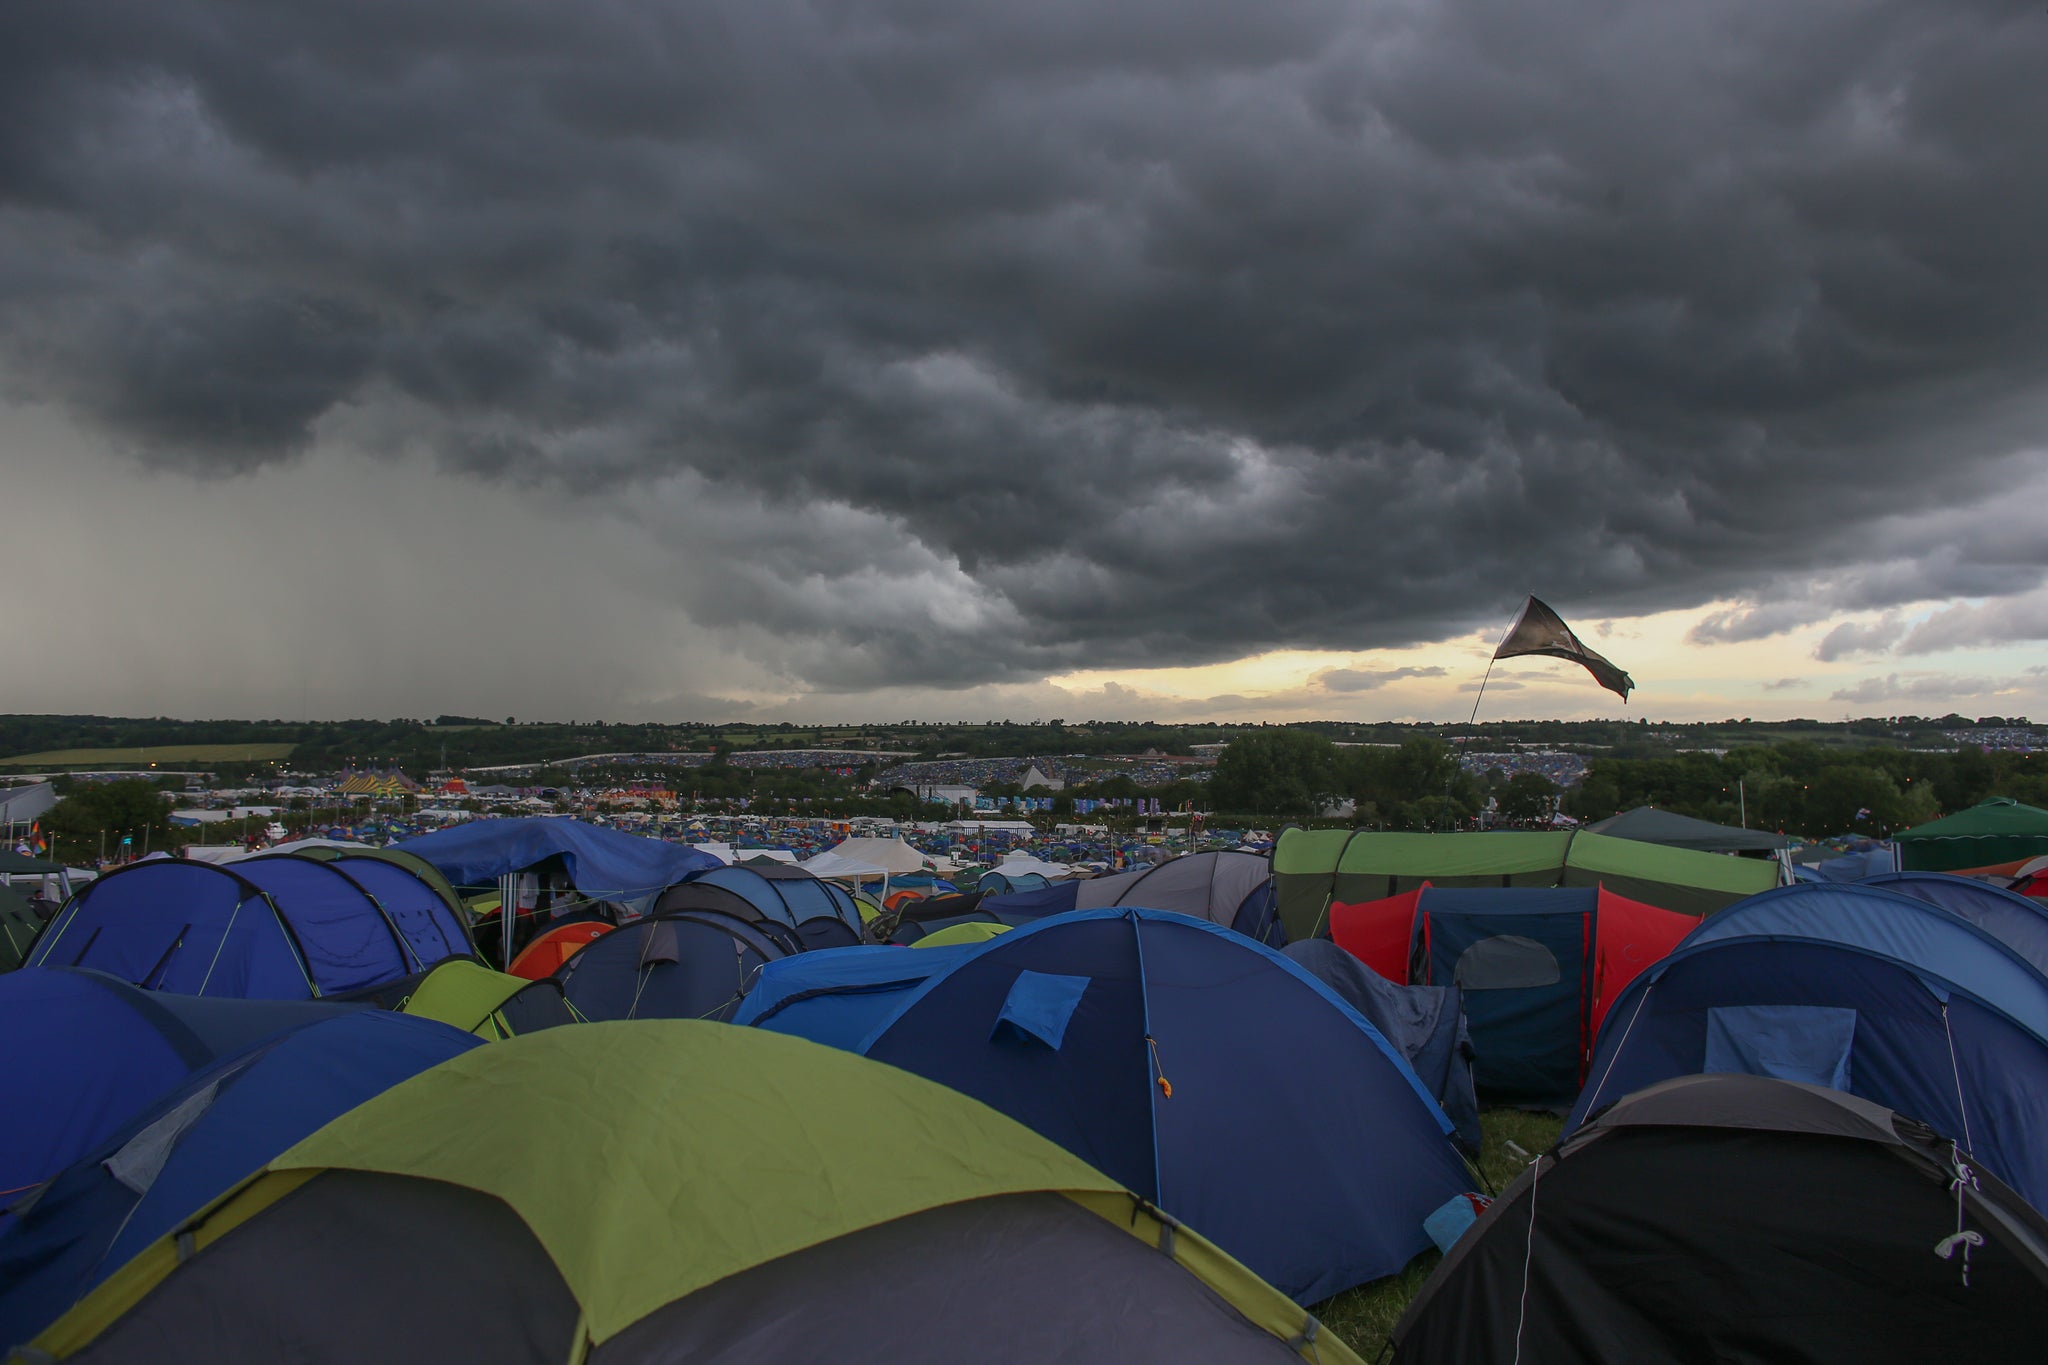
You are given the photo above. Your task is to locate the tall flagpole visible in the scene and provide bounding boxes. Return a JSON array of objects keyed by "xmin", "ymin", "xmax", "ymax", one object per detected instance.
[{"xmin": 1444, "ymin": 603, "xmax": 1524, "ymax": 830}]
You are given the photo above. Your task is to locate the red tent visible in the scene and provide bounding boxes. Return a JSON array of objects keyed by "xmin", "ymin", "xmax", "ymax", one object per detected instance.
[
  {"xmin": 1330, "ymin": 883, "xmax": 1697, "ymax": 1096},
  {"xmin": 507, "ymin": 920, "xmax": 613, "ymax": 980}
]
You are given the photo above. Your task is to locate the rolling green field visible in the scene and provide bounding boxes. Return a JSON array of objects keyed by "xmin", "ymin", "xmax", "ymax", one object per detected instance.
[
  {"xmin": 0, "ymin": 743, "xmax": 297, "ymax": 767},
  {"xmin": 1312, "ymin": 1109, "xmax": 1563, "ymax": 1357}
]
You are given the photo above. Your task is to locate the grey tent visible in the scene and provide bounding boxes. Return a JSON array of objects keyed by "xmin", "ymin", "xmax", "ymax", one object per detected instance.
[
  {"xmin": 1283, "ymin": 939, "xmax": 1479, "ymax": 1152},
  {"xmin": 1585, "ymin": 806, "xmax": 1787, "ymax": 854},
  {"xmin": 0, "ymin": 881, "xmax": 42, "ymax": 971}
]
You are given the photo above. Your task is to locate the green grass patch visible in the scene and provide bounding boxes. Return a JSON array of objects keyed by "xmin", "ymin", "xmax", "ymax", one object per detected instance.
[
  {"xmin": 0, "ymin": 743, "xmax": 298, "ymax": 767},
  {"xmin": 1312, "ymin": 1109, "xmax": 1563, "ymax": 1359}
]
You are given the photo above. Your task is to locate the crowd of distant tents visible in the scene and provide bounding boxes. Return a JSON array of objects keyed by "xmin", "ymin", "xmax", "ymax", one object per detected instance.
[{"xmin": 4, "ymin": 794, "xmax": 2048, "ymax": 1361}]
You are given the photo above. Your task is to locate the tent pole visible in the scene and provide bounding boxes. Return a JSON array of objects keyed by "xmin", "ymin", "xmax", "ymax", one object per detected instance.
[{"xmin": 500, "ymin": 871, "xmax": 516, "ymax": 970}]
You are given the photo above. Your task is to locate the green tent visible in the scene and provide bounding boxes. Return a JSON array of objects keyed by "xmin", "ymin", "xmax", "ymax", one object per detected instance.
[
  {"xmin": 33, "ymin": 1022, "xmax": 1356, "ymax": 1364},
  {"xmin": 1274, "ymin": 828, "xmax": 1780, "ymax": 940},
  {"xmin": 0, "ymin": 881, "xmax": 43, "ymax": 972},
  {"xmin": 1895, "ymin": 798, "xmax": 2048, "ymax": 873},
  {"xmin": 1585, "ymin": 806, "xmax": 1788, "ymax": 854}
]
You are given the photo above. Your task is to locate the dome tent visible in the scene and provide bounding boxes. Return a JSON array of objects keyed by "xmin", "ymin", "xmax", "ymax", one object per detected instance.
[
  {"xmin": 0, "ymin": 968, "xmax": 356, "ymax": 1201},
  {"xmin": 1568, "ymin": 882, "xmax": 2048, "ymax": 1209},
  {"xmin": 741, "ymin": 909, "xmax": 1471, "ymax": 1304},
  {"xmin": 980, "ymin": 851, "xmax": 1281, "ymax": 945},
  {"xmin": 1392, "ymin": 1074, "xmax": 2048, "ymax": 1364},
  {"xmin": 24, "ymin": 1023, "xmax": 1358, "ymax": 1365},
  {"xmin": 0, "ymin": 1009, "xmax": 479, "ymax": 1349},
  {"xmin": 553, "ymin": 912, "xmax": 793, "ymax": 1022},
  {"xmin": 397, "ymin": 958, "xmax": 579, "ymax": 1038},
  {"xmin": 651, "ymin": 864, "xmax": 864, "ymax": 949}
]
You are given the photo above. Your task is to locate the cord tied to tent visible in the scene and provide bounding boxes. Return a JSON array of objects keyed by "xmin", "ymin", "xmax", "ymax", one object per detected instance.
[
  {"xmin": 1938, "ymin": 1144, "xmax": 1983, "ymax": 1287},
  {"xmin": 1145, "ymin": 1033, "xmax": 1172, "ymax": 1098}
]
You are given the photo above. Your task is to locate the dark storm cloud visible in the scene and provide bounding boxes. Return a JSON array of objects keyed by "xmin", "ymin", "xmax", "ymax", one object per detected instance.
[{"xmin": 6, "ymin": 0, "xmax": 2048, "ymax": 688}]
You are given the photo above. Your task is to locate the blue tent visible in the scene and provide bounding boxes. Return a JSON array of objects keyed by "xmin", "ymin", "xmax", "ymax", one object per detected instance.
[
  {"xmin": 555, "ymin": 911, "xmax": 792, "ymax": 1022},
  {"xmin": 0, "ymin": 968, "xmax": 359, "ymax": 1201},
  {"xmin": 1568, "ymin": 882, "xmax": 2048, "ymax": 1209},
  {"xmin": 26, "ymin": 856, "xmax": 466, "ymax": 1000},
  {"xmin": 0, "ymin": 1008, "xmax": 478, "ymax": 1346},
  {"xmin": 653, "ymin": 865, "xmax": 864, "ymax": 949},
  {"xmin": 1858, "ymin": 872, "xmax": 2048, "ymax": 973},
  {"xmin": 742, "ymin": 908, "xmax": 1470, "ymax": 1304},
  {"xmin": 974, "ymin": 869, "xmax": 1050, "ymax": 896},
  {"xmin": 393, "ymin": 819, "xmax": 718, "ymax": 911}
]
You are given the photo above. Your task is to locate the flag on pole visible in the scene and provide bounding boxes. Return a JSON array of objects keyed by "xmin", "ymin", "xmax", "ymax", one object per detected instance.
[{"xmin": 1494, "ymin": 597, "xmax": 1635, "ymax": 700}]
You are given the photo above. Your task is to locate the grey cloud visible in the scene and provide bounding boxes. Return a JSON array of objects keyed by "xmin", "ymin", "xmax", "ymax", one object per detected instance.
[
  {"xmin": 7, "ymin": 0, "xmax": 2048, "ymax": 691},
  {"xmin": 1898, "ymin": 588, "xmax": 2048, "ymax": 655},
  {"xmin": 1828, "ymin": 672, "xmax": 2002, "ymax": 705},
  {"xmin": 1762, "ymin": 677, "xmax": 1807, "ymax": 691},
  {"xmin": 1315, "ymin": 665, "xmax": 1450, "ymax": 692},
  {"xmin": 1688, "ymin": 600, "xmax": 1826, "ymax": 646},
  {"xmin": 1813, "ymin": 613, "xmax": 1907, "ymax": 661}
]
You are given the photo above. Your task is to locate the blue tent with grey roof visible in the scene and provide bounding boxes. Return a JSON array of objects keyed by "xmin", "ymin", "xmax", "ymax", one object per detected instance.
[
  {"xmin": 0, "ymin": 968, "xmax": 364, "ymax": 1206},
  {"xmin": 0, "ymin": 1007, "xmax": 478, "ymax": 1349},
  {"xmin": 738, "ymin": 908, "xmax": 1471, "ymax": 1304},
  {"xmin": 1567, "ymin": 881, "xmax": 2048, "ymax": 1210}
]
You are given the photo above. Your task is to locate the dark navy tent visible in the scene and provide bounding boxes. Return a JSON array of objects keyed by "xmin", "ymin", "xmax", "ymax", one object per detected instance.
[
  {"xmin": 1860, "ymin": 871, "xmax": 2048, "ymax": 973},
  {"xmin": 742, "ymin": 908, "xmax": 1471, "ymax": 1304},
  {"xmin": 25, "ymin": 856, "xmax": 468, "ymax": 999},
  {"xmin": 1282, "ymin": 939, "xmax": 1480, "ymax": 1154},
  {"xmin": 1569, "ymin": 882, "xmax": 2048, "ymax": 1210},
  {"xmin": 980, "ymin": 852, "xmax": 1281, "ymax": 945},
  {"xmin": 393, "ymin": 819, "xmax": 719, "ymax": 912},
  {"xmin": 318, "ymin": 854, "xmax": 473, "ymax": 965},
  {"xmin": 0, "ymin": 968, "xmax": 360, "ymax": 1202},
  {"xmin": 554, "ymin": 911, "xmax": 792, "ymax": 1022},
  {"xmin": 0, "ymin": 1008, "xmax": 478, "ymax": 1348},
  {"xmin": 652, "ymin": 865, "xmax": 864, "ymax": 950}
]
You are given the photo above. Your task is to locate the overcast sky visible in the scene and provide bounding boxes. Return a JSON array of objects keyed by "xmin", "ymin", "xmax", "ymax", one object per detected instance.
[{"xmin": 5, "ymin": 0, "xmax": 2047, "ymax": 725}]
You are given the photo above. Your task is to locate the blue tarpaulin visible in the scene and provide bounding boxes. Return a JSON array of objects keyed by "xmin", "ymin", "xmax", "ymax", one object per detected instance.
[{"xmin": 394, "ymin": 818, "xmax": 718, "ymax": 910}]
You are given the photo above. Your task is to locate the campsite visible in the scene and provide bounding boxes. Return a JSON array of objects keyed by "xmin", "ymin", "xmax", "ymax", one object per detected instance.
[{"xmin": 9, "ymin": 776, "xmax": 2048, "ymax": 1361}]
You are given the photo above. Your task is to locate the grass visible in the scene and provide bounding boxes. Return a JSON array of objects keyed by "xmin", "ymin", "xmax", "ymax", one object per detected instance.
[
  {"xmin": 1312, "ymin": 1109, "xmax": 1564, "ymax": 1359},
  {"xmin": 0, "ymin": 743, "xmax": 298, "ymax": 767}
]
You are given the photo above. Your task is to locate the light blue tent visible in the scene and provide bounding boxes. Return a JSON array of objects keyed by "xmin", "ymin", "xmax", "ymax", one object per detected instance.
[{"xmin": 740, "ymin": 909, "xmax": 1470, "ymax": 1304}]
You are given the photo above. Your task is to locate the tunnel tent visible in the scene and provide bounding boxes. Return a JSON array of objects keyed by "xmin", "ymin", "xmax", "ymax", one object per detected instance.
[
  {"xmin": 291, "ymin": 846, "xmax": 468, "ymax": 925},
  {"xmin": 1896, "ymin": 798, "xmax": 2048, "ymax": 873},
  {"xmin": 27, "ymin": 858, "xmax": 436, "ymax": 1000},
  {"xmin": 0, "ymin": 967, "xmax": 364, "ymax": 1208},
  {"xmin": 745, "ymin": 909, "xmax": 1471, "ymax": 1304},
  {"xmin": 1567, "ymin": 882, "xmax": 2048, "ymax": 1210},
  {"xmin": 1860, "ymin": 870, "xmax": 2048, "ymax": 973},
  {"xmin": 553, "ymin": 911, "xmax": 793, "ymax": 1022},
  {"xmin": 0, "ymin": 1009, "xmax": 479, "ymax": 1350},
  {"xmin": 1273, "ymin": 827, "xmax": 1778, "ymax": 941},
  {"xmin": 1585, "ymin": 806, "xmax": 1789, "ymax": 852},
  {"xmin": 1391, "ymin": 1073, "xmax": 2048, "ymax": 1365},
  {"xmin": 24, "ymin": 1022, "xmax": 1356, "ymax": 1365}
]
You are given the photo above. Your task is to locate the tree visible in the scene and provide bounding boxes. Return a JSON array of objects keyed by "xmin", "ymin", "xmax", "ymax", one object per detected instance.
[
  {"xmin": 47, "ymin": 779, "xmax": 174, "ymax": 855},
  {"xmin": 1496, "ymin": 772, "xmax": 1558, "ymax": 825},
  {"xmin": 1208, "ymin": 731, "xmax": 1341, "ymax": 819}
]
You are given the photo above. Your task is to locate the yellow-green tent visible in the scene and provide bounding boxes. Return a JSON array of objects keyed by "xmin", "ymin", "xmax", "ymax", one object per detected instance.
[
  {"xmin": 397, "ymin": 957, "xmax": 580, "ymax": 1038},
  {"xmin": 34, "ymin": 1022, "xmax": 1357, "ymax": 1364},
  {"xmin": 909, "ymin": 920, "xmax": 1012, "ymax": 948}
]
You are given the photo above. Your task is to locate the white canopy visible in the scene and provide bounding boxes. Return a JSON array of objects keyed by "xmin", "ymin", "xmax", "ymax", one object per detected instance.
[
  {"xmin": 818, "ymin": 836, "xmax": 933, "ymax": 876},
  {"xmin": 800, "ymin": 851, "xmax": 893, "ymax": 881}
]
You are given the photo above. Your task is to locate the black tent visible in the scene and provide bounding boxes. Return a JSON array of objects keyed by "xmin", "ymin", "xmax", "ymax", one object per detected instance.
[
  {"xmin": 1391, "ymin": 1073, "xmax": 2048, "ymax": 1364},
  {"xmin": 1584, "ymin": 805, "xmax": 1788, "ymax": 853}
]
